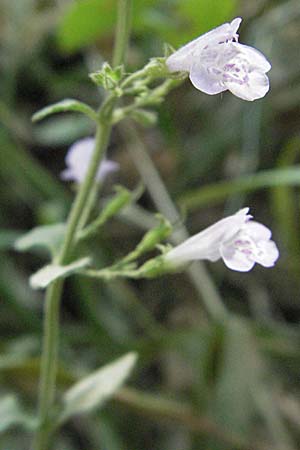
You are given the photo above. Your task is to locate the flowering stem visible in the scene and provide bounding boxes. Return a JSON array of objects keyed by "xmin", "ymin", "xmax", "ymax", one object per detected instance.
[
  {"xmin": 32, "ymin": 1, "xmax": 132, "ymax": 449},
  {"xmin": 77, "ymin": 181, "xmax": 101, "ymax": 231},
  {"xmin": 121, "ymin": 122, "xmax": 227, "ymax": 320},
  {"xmin": 33, "ymin": 122, "xmax": 113, "ymax": 450}
]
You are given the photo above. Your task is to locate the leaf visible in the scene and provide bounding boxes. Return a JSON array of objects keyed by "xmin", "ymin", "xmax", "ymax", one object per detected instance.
[
  {"xmin": 178, "ymin": 0, "xmax": 237, "ymax": 38},
  {"xmin": 30, "ymin": 257, "xmax": 91, "ymax": 289},
  {"xmin": 57, "ymin": 0, "xmax": 163, "ymax": 52},
  {"xmin": 179, "ymin": 166, "xmax": 300, "ymax": 211},
  {"xmin": 0, "ymin": 395, "xmax": 36, "ymax": 433},
  {"xmin": 32, "ymin": 99, "xmax": 98, "ymax": 122},
  {"xmin": 33, "ymin": 115, "xmax": 93, "ymax": 147},
  {"xmin": 254, "ymin": 387, "xmax": 298, "ymax": 450},
  {"xmin": 0, "ymin": 129, "xmax": 69, "ymax": 202},
  {"xmin": 14, "ymin": 223, "xmax": 66, "ymax": 257},
  {"xmin": 211, "ymin": 318, "xmax": 259, "ymax": 436},
  {"xmin": 78, "ymin": 186, "xmax": 140, "ymax": 241},
  {"xmin": 62, "ymin": 352, "xmax": 137, "ymax": 420},
  {"xmin": 57, "ymin": 0, "xmax": 116, "ymax": 52},
  {"xmin": 133, "ymin": 0, "xmax": 237, "ymax": 48},
  {"xmin": 271, "ymin": 138, "xmax": 300, "ymax": 272}
]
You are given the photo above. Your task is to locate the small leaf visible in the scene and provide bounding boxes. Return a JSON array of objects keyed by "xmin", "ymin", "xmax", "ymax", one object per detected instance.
[
  {"xmin": 120, "ymin": 214, "xmax": 172, "ymax": 264},
  {"xmin": 14, "ymin": 223, "xmax": 66, "ymax": 257},
  {"xmin": 89, "ymin": 63, "xmax": 124, "ymax": 90},
  {"xmin": 0, "ymin": 395, "xmax": 37, "ymax": 433},
  {"xmin": 62, "ymin": 352, "xmax": 137, "ymax": 420},
  {"xmin": 32, "ymin": 99, "xmax": 98, "ymax": 122},
  {"xmin": 30, "ymin": 257, "xmax": 91, "ymax": 289},
  {"xmin": 129, "ymin": 109, "xmax": 157, "ymax": 127},
  {"xmin": 78, "ymin": 186, "xmax": 142, "ymax": 241}
]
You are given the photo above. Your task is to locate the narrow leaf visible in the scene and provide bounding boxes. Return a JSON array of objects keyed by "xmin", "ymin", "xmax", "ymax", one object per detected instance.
[
  {"xmin": 14, "ymin": 223, "xmax": 66, "ymax": 257},
  {"xmin": 32, "ymin": 99, "xmax": 98, "ymax": 122},
  {"xmin": 62, "ymin": 352, "xmax": 137, "ymax": 420},
  {"xmin": 30, "ymin": 257, "xmax": 91, "ymax": 289},
  {"xmin": 78, "ymin": 186, "xmax": 142, "ymax": 241},
  {"xmin": 179, "ymin": 166, "xmax": 300, "ymax": 211}
]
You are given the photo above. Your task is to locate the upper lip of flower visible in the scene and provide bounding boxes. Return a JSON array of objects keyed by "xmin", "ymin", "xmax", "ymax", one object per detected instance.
[{"xmin": 166, "ymin": 17, "xmax": 243, "ymax": 72}]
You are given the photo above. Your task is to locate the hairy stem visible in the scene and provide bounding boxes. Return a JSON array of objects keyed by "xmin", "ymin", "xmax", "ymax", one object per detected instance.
[{"xmin": 32, "ymin": 1, "xmax": 133, "ymax": 449}]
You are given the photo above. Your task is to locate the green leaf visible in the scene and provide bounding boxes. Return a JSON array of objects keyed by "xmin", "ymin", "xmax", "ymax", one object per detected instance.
[
  {"xmin": 32, "ymin": 99, "xmax": 98, "ymax": 122},
  {"xmin": 254, "ymin": 387, "xmax": 298, "ymax": 450},
  {"xmin": 271, "ymin": 138, "xmax": 300, "ymax": 273},
  {"xmin": 57, "ymin": 0, "xmax": 116, "ymax": 52},
  {"xmin": 120, "ymin": 214, "xmax": 172, "ymax": 264},
  {"xmin": 178, "ymin": 0, "xmax": 237, "ymax": 38},
  {"xmin": 179, "ymin": 166, "xmax": 300, "ymax": 211},
  {"xmin": 62, "ymin": 352, "xmax": 137, "ymax": 420},
  {"xmin": 57, "ymin": 0, "xmax": 164, "ymax": 52},
  {"xmin": 33, "ymin": 115, "xmax": 93, "ymax": 147},
  {"xmin": 14, "ymin": 223, "xmax": 66, "ymax": 257},
  {"xmin": 0, "ymin": 395, "xmax": 36, "ymax": 433},
  {"xmin": 90, "ymin": 63, "xmax": 124, "ymax": 90},
  {"xmin": 128, "ymin": 109, "xmax": 158, "ymax": 127},
  {"xmin": 30, "ymin": 257, "xmax": 91, "ymax": 290},
  {"xmin": 211, "ymin": 318, "xmax": 259, "ymax": 437},
  {"xmin": 78, "ymin": 186, "xmax": 141, "ymax": 241}
]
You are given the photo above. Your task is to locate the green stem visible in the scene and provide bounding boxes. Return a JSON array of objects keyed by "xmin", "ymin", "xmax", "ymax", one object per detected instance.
[
  {"xmin": 33, "ymin": 1, "xmax": 133, "ymax": 448},
  {"xmin": 33, "ymin": 122, "xmax": 113, "ymax": 450},
  {"xmin": 112, "ymin": 0, "xmax": 132, "ymax": 67},
  {"xmin": 57, "ymin": 124, "xmax": 112, "ymax": 264},
  {"xmin": 77, "ymin": 182, "xmax": 101, "ymax": 231},
  {"xmin": 120, "ymin": 123, "xmax": 227, "ymax": 321}
]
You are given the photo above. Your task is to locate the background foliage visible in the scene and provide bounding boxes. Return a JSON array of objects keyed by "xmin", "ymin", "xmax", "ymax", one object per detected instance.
[{"xmin": 1, "ymin": 0, "xmax": 300, "ymax": 449}]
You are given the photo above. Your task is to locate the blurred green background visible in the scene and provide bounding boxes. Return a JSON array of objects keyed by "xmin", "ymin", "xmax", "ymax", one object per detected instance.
[{"xmin": 1, "ymin": 0, "xmax": 300, "ymax": 449}]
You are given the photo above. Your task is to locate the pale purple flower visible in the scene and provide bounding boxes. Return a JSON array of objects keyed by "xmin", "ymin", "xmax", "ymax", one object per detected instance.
[
  {"xmin": 166, "ymin": 17, "xmax": 271, "ymax": 101},
  {"xmin": 61, "ymin": 137, "xmax": 119, "ymax": 183},
  {"xmin": 165, "ymin": 208, "xmax": 279, "ymax": 272}
]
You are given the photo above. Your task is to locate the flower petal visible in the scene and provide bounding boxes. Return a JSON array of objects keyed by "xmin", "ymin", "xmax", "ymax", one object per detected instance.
[
  {"xmin": 60, "ymin": 168, "xmax": 74, "ymax": 181},
  {"xmin": 230, "ymin": 17, "xmax": 242, "ymax": 33},
  {"xmin": 226, "ymin": 71, "xmax": 270, "ymax": 101},
  {"xmin": 97, "ymin": 160, "xmax": 120, "ymax": 181},
  {"xmin": 62, "ymin": 137, "xmax": 118, "ymax": 183},
  {"xmin": 244, "ymin": 221, "xmax": 272, "ymax": 241},
  {"xmin": 66, "ymin": 137, "xmax": 94, "ymax": 165},
  {"xmin": 189, "ymin": 63, "xmax": 226, "ymax": 95},
  {"xmin": 235, "ymin": 43, "xmax": 271, "ymax": 72},
  {"xmin": 166, "ymin": 18, "xmax": 242, "ymax": 72},
  {"xmin": 220, "ymin": 243, "xmax": 255, "ymax": 272},
  {"xmin": 254, "ymin": 240, "xmax": 279, "ymax": 267}
]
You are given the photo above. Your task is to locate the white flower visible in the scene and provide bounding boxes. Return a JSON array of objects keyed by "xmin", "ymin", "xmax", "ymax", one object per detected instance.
[
  {"xmin": 166, "ymin": 17, "xmax": 271, "ymax": 101},
  {"xmin": 61, "ymin": 137, "xmax": 119, "ymax": 184},
  {"xmin": 165, "ymin": 208, "xmax": 279, "ymax": 272}
]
